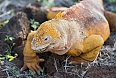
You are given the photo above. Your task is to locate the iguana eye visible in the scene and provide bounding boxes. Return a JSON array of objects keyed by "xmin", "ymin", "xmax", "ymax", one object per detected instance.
[{"xmin": 43, "ymin": 35, "xmax": 51, "ymax": 43}]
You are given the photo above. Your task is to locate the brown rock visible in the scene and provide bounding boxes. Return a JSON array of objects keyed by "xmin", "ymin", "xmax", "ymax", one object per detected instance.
[
  {"xmin": 44, "ymin": 54, "xmax": 67, "ymax": 74},
  {"xmin": 0, "ymin": 40, "xmax": 9, "ymax": 55},
  {"xmin": 0, "ymin": 12, "xmax": 30, "ymax": 46},
  {"xmin": 86, "ymin": 65, "xmax": 116, "ymax": 78},
  {"xmin": 22, "ymin": 6, "xmax": 48, "ymax": 24},
  {"xmin": 13, "ymin": 45, "xmax": 25, "ymax": 60},
  {"xmin": 104, "ymin": 37, "xmax": 115, "ymax": 46}
]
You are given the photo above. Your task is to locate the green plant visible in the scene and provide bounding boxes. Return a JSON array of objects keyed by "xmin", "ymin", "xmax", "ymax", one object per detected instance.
[
  {"xmin": 29, "ymin": 67, "xmax": 45, "ymax": 77},
  {"xmin": 74, "ymin": 0, "xmax": 81, "ymax": 4},
  {"xmin": 77, "ymin": 0, "xmax": 80, "ymax": 3},
  {"xmin": 99, "ymin": 57, "xmax": 108, "ymax": 62},
  {"xmin": 0, "ymin": 54, "xmax": 5, "ymax": 60},
  {"xmin": 4, "ymin": 35, "xmax": 18, "ymax": 61},
  {"xmin": 37, "ymin": 0, "xmax": 54, "ymax": 8},
  {"xmin": 5, "ymin": 54, "xmax": 18, "ymax": 61},
  {"xmin": 4, "ymin": 35, "xmax": 15, "ymax": 41},
  {"xmin": 11, "ymin": 66, "xmax": 20, "ymax": 77},
  {"xmin": 109, "ymin": 0, "xmax": 116, "ymax": 3},
  {"xmin": 30, "ymin": 19, "xmax": 40, "ymax": 31},
  {"xmin": 5, "ymin": 43, "xmax": 15, "ymax": 55},
  {"xmin": 81, "ymin": 70, "xmax": 87, "ymax": 77},
  {"xmin": 29, "ymin": 70, "xmax": 36, "ymax": 77},
  {"xmin": 4, "ymin": 35, "xmax": 15, "ymax": 55},
  {"xmin": 111, "ymin": 7, "xmax": 115, "ymax": 12},
  {"xmin": 0, "ymin": 20, "xmax": 9, "ymax": 27},
  {"xmin": 37, "ymin": 0, "xmax": 41, "ymax": 2}
]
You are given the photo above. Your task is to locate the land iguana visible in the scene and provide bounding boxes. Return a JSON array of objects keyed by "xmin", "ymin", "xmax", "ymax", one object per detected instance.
[{"xmin": 21, "ymin": 0, "xmax": 115, "ymax": 72}]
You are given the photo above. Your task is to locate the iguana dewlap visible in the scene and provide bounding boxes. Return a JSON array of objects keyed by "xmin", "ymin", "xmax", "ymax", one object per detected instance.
[{"xmin": 21, "ymin": 0, "xmax": 110, "ymax": 72}]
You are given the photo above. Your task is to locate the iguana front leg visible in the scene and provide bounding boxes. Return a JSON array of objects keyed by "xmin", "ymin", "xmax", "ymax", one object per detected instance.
[
  {"xmin": 69, "ymin": 35, "xmax": 104, "ymax": 64},
  {"xmin": 21, "ymin": 31, "xmax": 44, "ymax": 72}
]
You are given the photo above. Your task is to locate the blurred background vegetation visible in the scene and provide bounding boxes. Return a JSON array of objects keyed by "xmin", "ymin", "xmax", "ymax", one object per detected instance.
[{"xmin": 0, "ymin": 0, "xmax": 116, "ymax": 22}]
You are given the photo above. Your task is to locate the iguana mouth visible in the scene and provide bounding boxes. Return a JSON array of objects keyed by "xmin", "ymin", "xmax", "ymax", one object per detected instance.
[
  {"xmin": 31, "ymin": 44, "xmax": 49, "ymax": 53},
  {"xmin": 33, "ymin": 46, "xmax": 48, "ymax": 53},
  {"xmin": 31, "ymin": 43, "xmax": 55, "ymax": 53}
]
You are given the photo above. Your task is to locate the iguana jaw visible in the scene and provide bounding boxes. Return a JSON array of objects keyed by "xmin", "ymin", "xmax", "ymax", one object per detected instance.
[
  {"xmin": 31, "ymin": 43, "xmax": 48, "ymax": 53},
  {"xmin": 31, "ymin": 43, "xmax": 55, "ymax": 53}
]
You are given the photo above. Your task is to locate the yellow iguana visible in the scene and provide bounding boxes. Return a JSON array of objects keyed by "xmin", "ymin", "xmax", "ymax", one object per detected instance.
[{"xmin": 21, "ymin": 0, "xmax": 115, "ymax": 72}]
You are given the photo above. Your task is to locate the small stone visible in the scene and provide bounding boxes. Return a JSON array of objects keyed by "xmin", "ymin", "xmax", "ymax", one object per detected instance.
[{"xmin": 0, "ymin": 61, "xmax": 4, "ymax": 65}]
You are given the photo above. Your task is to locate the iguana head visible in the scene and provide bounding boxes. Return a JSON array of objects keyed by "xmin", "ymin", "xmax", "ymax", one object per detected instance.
[{"xmin": 31, "ymin": 20, "xmax": 63, "ymax": 53}]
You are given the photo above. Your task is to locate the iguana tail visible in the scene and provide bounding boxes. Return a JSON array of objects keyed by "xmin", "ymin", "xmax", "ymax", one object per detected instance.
[{"xmin": 104, "ymin": 11, "xmax": 116, "ymax": 32}]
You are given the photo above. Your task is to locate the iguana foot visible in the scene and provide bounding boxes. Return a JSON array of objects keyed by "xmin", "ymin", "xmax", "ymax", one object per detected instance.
[
  {"xmin": 21, "ymin": 56, "xmax": 44, "ymax": 73},
  {"xmin": 68, "ymin": 56, "xmax": 89, "ymax": 65},
  {"xmin": 80, "ymin": 46, "xmax": 102, "ymax": 62},
  {"xmin": 68, "ymin": 46, "xmax": 102, "ymax": 65},
  {"xmin": 81, "ymin": 35, "xmax": 104, "ymax": 62}
]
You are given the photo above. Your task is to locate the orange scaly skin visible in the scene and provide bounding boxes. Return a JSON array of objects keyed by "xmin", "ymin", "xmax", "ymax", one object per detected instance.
[
  {"xmin": 21, "ymin": 0, "xmax": 110, "ymax": 72},
  {"xmin": 47, "ymin": 7, "xmax": 68, "ymax": 20}
]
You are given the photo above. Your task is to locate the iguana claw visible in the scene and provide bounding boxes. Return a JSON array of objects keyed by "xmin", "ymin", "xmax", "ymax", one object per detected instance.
[{"xmin": 21, "ymin": 56, "xmax": 44, "ymax": 73}]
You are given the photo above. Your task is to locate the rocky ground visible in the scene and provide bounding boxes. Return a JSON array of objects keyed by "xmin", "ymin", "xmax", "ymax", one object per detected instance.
[{"xmin": 0, "ymin": 0, "xmax": 116, "ymax": 78}]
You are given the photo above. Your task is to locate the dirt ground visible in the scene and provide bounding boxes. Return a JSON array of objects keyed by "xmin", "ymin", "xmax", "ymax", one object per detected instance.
[{"xmin": 0, "ymin": 0, "xmax": 116, "ymax": 78}]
